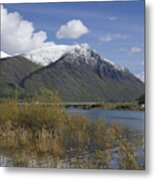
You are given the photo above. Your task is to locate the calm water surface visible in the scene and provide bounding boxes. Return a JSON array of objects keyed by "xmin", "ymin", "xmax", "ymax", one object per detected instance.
[{"xmin": 68, "ymin": 109, "xmax": 144, "ymax": 131}]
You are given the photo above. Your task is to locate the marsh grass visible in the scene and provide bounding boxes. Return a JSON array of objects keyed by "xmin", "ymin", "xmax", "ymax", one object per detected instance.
[
  {"xmin": 0, "ymin": 91, "xmax": 144, "ymax": 169},
  {"xmin": 118, "ymin": 139, "xmax": 143, "ymax": 170}
]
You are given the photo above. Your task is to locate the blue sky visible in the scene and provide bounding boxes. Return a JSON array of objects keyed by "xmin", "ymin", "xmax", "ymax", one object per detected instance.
[{"xmin": 2, "ymin": 1, "xmax": 144, "ymax": 80}]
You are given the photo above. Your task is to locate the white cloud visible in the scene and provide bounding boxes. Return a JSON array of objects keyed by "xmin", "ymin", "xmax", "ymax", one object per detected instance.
[
  {"xmin": 109, "ymin": 16, "xmax": 116, "ymax": 21},
  {"xmin": 130, "ymin": 47, "xmax": 142, "ymax": 54},
  {"xmin": 56, "ymin": 19, "xmax": 89, "ymax": 39},
  {"xmin": 100, "ymin": 34, "xmax": 128, "ymax": 43},
  {"xmin": 1, "ymin": 5, "xmax": 48, "ymax": 55},
  {"xmin": 118, "ymin": 47, "xmax": 128, "ymax": 52},
  {"xmin": 119, "ymin": 47, "xmax": 143, "ymax": 56}
]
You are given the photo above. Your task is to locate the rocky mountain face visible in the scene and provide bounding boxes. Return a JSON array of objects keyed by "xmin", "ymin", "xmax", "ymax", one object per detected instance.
[{"xmin": 17, "ymin": 44, "xmax": 144, "ymax": 102}]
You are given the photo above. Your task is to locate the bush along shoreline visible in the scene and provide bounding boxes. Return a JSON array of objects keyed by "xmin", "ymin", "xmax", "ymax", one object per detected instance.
[{"xmin": 0, "ymin": 91, "xmax": 144, "ymax": 169}]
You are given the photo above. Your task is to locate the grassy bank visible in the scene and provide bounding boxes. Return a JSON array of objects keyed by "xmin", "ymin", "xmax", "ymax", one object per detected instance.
[
  {"xmin": 0, "ymin": 91, "xmax": 144, "ymax": 169},
  {"xmin": 92, "ymin": 101, "xmax": 144, "ymax": 111}
]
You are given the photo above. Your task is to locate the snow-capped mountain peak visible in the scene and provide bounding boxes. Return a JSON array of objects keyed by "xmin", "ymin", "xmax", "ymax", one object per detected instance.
[
  {"xmin": 0, "ymin": 51, "xmax": 11, "ymax": 58},
  {"xmin": 23, "ymin": 43, "xmax": 126, "ymax": 72},
  {"xmin": 23, "ymin": 43, "xmax": 74, "ymax": 66},
  {"xmin": 63, "ymin": 44, "xmax": 98, "ymax": 65},
  {"xmin": 69, "ymin": 44, "xmax": 90, "ymax": 58},
  {"xmin": 63, "ymin": 44, "xmax": 126, "ymax": 72},
  {"xmin": 23, "ymin": 43, "xmax": 90, "ymax": 66}
]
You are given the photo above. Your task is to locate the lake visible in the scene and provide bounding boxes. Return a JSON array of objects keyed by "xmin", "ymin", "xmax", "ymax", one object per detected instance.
[{"xmin": 68, "ymin": 109, "xmax": 145, "ymax": 131}]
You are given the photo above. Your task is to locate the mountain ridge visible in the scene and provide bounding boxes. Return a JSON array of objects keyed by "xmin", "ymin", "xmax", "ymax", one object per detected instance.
[
  {"xmin": 23, "ymin": 43, "xmax": 127, "ymax": 73},
  {"xmin": 19, "ymin": 44, "xmax": 144, "ymax": 102}
]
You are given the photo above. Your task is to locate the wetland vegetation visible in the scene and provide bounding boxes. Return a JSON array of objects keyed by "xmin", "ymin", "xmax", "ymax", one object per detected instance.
[{"xmin": 0, "ymin": 91, "xmax": 144, "ymax": 169}]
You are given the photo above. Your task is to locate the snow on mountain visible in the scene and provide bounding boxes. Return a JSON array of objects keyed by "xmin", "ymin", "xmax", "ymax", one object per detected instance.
[
  {"xmin": 103, "ymin": 57, "xmax": 126, "ymax": 72},
  {"xmin": 0, "ymin": 51, "xmax": 11, "ymax": 58},
  {"xmin": 64, "ymin": 44, "xmax": 126, "ymax": 72},
  {"xmin": 69, "ymin": 44, "xmax": 91, "ymax": 59},
  {"xmin": 23, "ymin": 43, "xmax": 126, "ymax": 72},
  {"xmin": 24, "ymin": 43, "xmax": 97, "ymax": 66},
  {"xmin": 23, "ymin": 43, "xmax": 77, "ymax": 66},
  {"xmin": 63, "ymin": 44, "xmax": 98, "ymax": 65}
]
